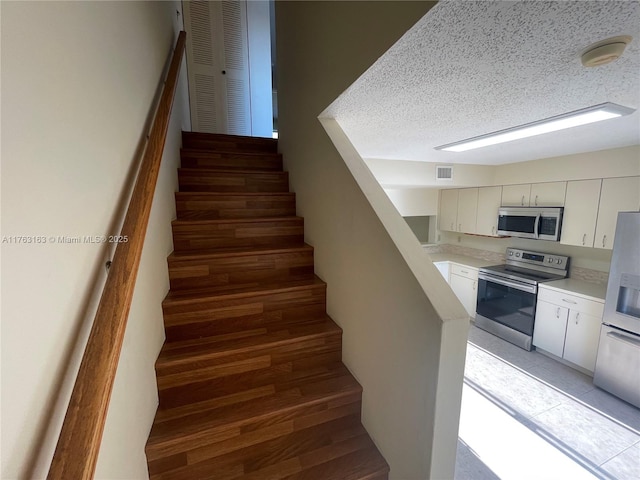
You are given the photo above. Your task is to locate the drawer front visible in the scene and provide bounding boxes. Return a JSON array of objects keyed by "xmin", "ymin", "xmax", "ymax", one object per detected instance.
[
  {"xmin": 450, "ymin": 263, "xmax": 478, "ymax": 280},
  {"xmin": 538, "ymin": 287, "xmax": 604, "ymax": 317}
]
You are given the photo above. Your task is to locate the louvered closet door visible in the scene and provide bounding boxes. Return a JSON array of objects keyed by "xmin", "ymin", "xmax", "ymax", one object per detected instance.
[
  {"xmin": 220, "ymin": 1, "xmax": 251, "ymax": 135},
  {"xmin": 184, "ymin": 0, "xmax": 252, "ymax": 135}
]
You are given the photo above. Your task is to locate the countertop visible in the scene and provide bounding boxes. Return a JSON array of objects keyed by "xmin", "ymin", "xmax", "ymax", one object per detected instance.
[
  {"xmin": 428, "ymin": 251, "xmax": 608, "ymax": 302},
  {"xmin": 542, "ymin": 278, "xmax": 607, "ymax": 303},
  {"xmin": 427, "ymin": 252, "xmax": 497, "ymax": 270}
]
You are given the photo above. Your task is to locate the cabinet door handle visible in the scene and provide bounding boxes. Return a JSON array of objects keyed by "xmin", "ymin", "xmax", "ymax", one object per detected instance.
[
  {"xmin": 582, "ymin": 233, "xmax": 586, "ymax": 246},
  {"xmin": 575, "ymin": 312, "xmax": 580, "ymax": 324},
  {"xmin": 461, "ymin": 270, "xmax": 469, "ymax": 274},
  {"xmin": 535, "ymin": 195, "xmax": 539, "ymax": 206},
  {"xmin": 473, "ymin": 281, "xmax": 476, "ymax": 291},
  {"xmin": 602, "ymin": 235, "xmax": 607, "ymax": 248},
  {"xmin": 562, "ymin": 298, "xmax": 577, "ymax": 305},
  {"xmin": 459, "ymin": 223, "xmax": 462, "ymax": 231},
  {"xmin": 492, "ymin": 226, "xmax": 495, "ymax": 235},
  {"xmin": 521, "ymin": 195, "xmax": 525, "ymax": 206},
  {"xmin": 556, "ymin": 307, "xmax": 560, "ymax": 318}
]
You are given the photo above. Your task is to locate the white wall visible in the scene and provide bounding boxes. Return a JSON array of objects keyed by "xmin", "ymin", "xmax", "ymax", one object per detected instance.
[
  {"xmin": 384, "ymin": 187, "xmax": 438, "ymax": 216},
  {"xmin": 367, "ymin": 158, "xmax": 496, "ymax": 188},
  {"xmin": 494, "ymin": 145, "xmax": 640, "ymax": 185},
  {"xmin": 247, "ymin": 0, "xmax": 274, "ymax": 137},
  {"xmin": 1, "ymin": 2, "xmax": 189, "ymax": 478},
  {"xmin": 276, "ymin": 2, "xmax": 469, "ymax": 479}
]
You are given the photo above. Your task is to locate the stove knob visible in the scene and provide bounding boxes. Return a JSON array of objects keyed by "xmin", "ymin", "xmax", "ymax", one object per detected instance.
[
  {"xmin": 556, "ymin": 259, "xmax": 562, "ymax": 264},
  {"xmin": 548, "ymin": 258, "xmax": 553, "ymax": 263},
  {"xmin": 509, "ymin": 251, "xmax": 513, "ymax": 256},
  {"xmin": 516, "ymin": 252, "xmax": 521, "ymax": 257}
]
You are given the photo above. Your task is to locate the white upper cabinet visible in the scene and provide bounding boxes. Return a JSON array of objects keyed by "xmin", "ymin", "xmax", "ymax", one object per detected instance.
[
  {"xmin": 476, "ymin": 186, "xmax": 502, "ymax": 236},
  {"xmin": 457, "ymin": 188, "xmax": 479, "ymax": 234},
  {"xmin": 594, "ymin": 176, "xmax": 640, "ymax": 250},
  {"xmin": 502, "ymin": 184, "xmax": 532, "ymax": 206},
  {"xmin": 560, "ymin": 179, "xmax": 602, "ymax": 248},
  {"xmin": 502, "ymin": 182, "xmax": 566, "ymax": 207},
  {"xmin": 530, "ymin": 182, "xmax": 567, "ymax": 207},
  {"xmin": 439, "ymin": 189, "xmax": 459, "ymax": 232}
]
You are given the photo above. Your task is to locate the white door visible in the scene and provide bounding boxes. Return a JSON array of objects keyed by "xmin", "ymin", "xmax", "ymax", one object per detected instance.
[
  {"xmin": 184, "ymin": 0, "xmax": 252, "ymax": 135},
  {"xmin": 560, "ymin": 179, "xmax": 601, "ymax": 248},
  {"xmin": 532, "ymin": 300, "xmax": 568, "ymax": 357},
  {"xmin": 450, "ymin": 273, "xmax": 477, "ymax": 318},
  {"xmin": 476, "ymin": 186, "xmax": 502, "ymax": 236}
]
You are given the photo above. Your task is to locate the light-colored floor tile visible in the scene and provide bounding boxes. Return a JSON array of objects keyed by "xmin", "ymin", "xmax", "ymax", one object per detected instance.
[
  {"xmin": 458, "ymin": 326, "xmax": 640, "ymax": 479},
  {"xmin": 525, "ymin": 361, "xmax": 595, "ymax": 397},
  {"xmin": 600, "ymin": 442, "xmax": 640, "ymax": 480},
  {"xmin": 521, "ymin": 386, "xmax": 639, "ymax": 466},
  {"xmin": 578, "ymin": 388, "xmax": 640, "ymax": 433},
  {"xmin": 465, "ymin": 344, "xmax": 567, "ymax": 418},
  {"xmin": 454, "ymin": 440, "xmax": 500, "ymax": 480},
  {"xmin": 459, "ymin": 385, "xmax": 600, "ymax": 480}
]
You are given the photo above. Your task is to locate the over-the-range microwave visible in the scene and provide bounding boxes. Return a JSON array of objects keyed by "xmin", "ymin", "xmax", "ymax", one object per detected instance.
[{"xmin": 497, "ymin": 207, "xmax": 563, "ymax": 241}]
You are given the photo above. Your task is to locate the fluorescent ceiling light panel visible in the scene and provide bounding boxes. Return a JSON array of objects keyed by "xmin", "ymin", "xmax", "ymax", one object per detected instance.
[{"xmin": 435, "ymin": 103, "xmax": 635, "ymax": 152}]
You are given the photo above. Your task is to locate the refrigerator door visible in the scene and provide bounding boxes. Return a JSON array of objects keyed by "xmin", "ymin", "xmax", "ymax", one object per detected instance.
[
  {"xmin": 603, "ymin": 212, "xmax": 640, "ymax": 336},
  {"xmin": 593, "ymin": 325, "xmax": 640, "ymax": 408}
]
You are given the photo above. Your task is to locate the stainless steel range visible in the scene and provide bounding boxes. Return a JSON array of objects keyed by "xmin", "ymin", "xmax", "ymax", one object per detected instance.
[{"xmin": 475, "ymin": 248, "xmax": 570, "ymax": 351}]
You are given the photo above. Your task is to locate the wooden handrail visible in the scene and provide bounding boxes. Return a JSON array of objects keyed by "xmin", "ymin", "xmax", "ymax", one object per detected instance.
[{"xmin": 47, "ymin": 31, "xmax": 186, "ymax": 480}]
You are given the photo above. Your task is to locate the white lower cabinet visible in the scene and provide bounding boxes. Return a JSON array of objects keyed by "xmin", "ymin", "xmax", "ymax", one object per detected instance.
[
  {"xmin": 532, "ymin": 301, "xmax": 569, "ymax": 357},
  {"xmin": 533, "ymin": 286, "xmax": 604, "ymax": 372},
  {"xmin": 563, "ymin": 310, "xmax": 602, "ymax": 372},
  {"xmin": 449, "ymin": 264, "xmax": 478, "ymax": 318}
]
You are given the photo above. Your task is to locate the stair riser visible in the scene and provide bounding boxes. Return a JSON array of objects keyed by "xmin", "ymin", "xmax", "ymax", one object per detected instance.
[
  {"xmin": 182, "ymin": 132, "xmax": 278, "ymax": 154},
  {"xmin": 147, "ymin": 390, "xmax": 362, "ymax": 464},
  {"xmin": 158, "ymin": 341, "xmax": 344, "ymax": 409},
  {"xmin": 168, "ymin": 250, "xmax": 315, "ymax": 291},
  {"xmin": 178, "ymin": 170, "xmax": 289, "ymax": 193},
  {"xmin": 148, "ymin": 412, "xmax": 365, "ymax": 479},
  {"xmin": 175, "ymin": 193, "xmax": 296, "ymax": 221},
  {"xmin": 164, "ymin": 286, "xmax": 327, "ymax": 342},
  {"xmin": 172, "ymin": 219, "xmax": 304, "ymax": 252},
  {"xmin": 180, "ymin": 151, "xmax": 283, "ymax": 171}
]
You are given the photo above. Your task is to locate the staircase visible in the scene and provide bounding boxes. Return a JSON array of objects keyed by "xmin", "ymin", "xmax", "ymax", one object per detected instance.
[{"xmin": 145, "ymin": 132, "xmax": 389, "ymax": 480}]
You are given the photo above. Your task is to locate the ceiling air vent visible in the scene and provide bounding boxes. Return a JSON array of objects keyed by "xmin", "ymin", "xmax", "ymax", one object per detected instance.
[{"xmin": 436, "ymin": 165, "xmax": 453, "ymax": 182}]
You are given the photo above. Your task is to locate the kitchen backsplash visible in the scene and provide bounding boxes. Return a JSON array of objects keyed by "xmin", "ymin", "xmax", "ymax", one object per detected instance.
[
  {"xmin": 425, "ymin": 243, "xmax": 609, "ymax": 285},
  {"xmin": 422, "ymin": 243, "xmax": 505, "ymax": 263}
]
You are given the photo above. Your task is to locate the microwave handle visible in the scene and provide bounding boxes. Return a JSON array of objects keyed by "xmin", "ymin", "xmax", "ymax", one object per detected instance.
[{"xmin": 534, "ymin": 214, "xmax": 541, "ymax": 239}]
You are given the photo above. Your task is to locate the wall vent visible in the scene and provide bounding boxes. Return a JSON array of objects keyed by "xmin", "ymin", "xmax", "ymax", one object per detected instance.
[{"xmin": 436, "ymin": 165, "xmax": 453, "ymax": 181}]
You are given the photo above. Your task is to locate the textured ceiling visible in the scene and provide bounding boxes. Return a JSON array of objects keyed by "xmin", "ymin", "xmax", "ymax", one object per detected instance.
[{"xmin": 323, "ymin": 0, "xmax": 640, "ymax": 165}]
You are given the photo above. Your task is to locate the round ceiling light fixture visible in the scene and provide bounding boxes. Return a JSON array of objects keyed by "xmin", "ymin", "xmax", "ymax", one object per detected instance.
[{"xmin": 581, "ymin": 35, "xmax": 632, "ymax": 67}]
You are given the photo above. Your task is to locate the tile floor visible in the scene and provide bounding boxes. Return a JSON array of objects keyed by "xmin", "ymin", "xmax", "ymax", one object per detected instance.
[{"xmin": 455, "ymin": 325, "xmax": 640, "ymax": 480}]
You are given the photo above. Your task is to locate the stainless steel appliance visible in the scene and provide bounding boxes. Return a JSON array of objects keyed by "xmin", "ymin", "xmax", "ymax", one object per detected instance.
[
  {"xmin": 498, "ymin": 207, "xmax": 563, "ymax": 241},
  {"xmin": 476, "ymin": 248, "xmax": 569, "ymax": 350},
  {"xmin": 594, "ymin": 211, "xmax": 640, "ymax": 408}
]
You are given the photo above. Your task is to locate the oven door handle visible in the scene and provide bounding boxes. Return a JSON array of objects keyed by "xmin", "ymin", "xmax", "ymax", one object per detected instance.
[
  {"xmin": 534, "ymin": 214, "xmax": 541, "ymax": 239},
  {"xmin": 478, "ymin": 272, "xmax": 538, "ymax": 294}
]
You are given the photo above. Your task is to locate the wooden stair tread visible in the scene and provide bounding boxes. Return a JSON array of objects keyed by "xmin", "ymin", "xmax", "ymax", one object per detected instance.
[
  {"xmin": 282, "ymin": 447, "xmax": 389, "ymax": 480},
  {"xmin": 172, "ymin": 216, "xmax": 301, "ymax": 226},
  {"xmin": 182, "ymin": 131, "xmax": 277, "ymax": 148},
  {"xmin": 163, "ymin": 276, "xmax": 326, "ymax": 305},
  {"xmin": 146, "ymin": 369, "xmax": 362, "ymax": 453},
  {"xmin": 181, "ymin": 147, "xmax": 282, "ymax": 158},
  {"xmin": 148, "ymin": 415, "xmax": 386, "ymax": 480},
  {"xmin": 179, "ymin": 167, "xmax": 287, "ymax": 176},
  {"xmin": 176, "ymin": 191, "xmax": 294, "ymax": 198},
  {"xmin": 157, "ymin": 315, "xmax": 340, "ymax": 364},
  {"xmin": 168, "ymin": 243, "xmax": 312, "ymax": 261}
]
